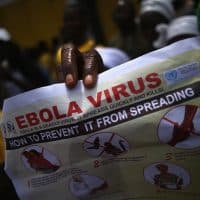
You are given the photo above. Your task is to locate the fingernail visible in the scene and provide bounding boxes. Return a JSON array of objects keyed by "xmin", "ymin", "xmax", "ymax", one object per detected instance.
[
  {"xmin": 85, "ymin": 74, "xmax": 93, "ymax": 85},
  {"xmin": 66, "ymin": 74, "xmax": 74, "ymax": 85}
]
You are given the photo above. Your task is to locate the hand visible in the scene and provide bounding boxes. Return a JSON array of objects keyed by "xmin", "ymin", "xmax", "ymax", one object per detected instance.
[{"xmin": 56, "ymin": 44, "xmax": 103, "ymax": 89}]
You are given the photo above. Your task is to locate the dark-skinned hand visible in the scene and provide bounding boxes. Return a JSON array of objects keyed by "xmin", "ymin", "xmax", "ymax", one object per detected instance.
[{"xmin": 56, "ymin": 44, "xmax": 104, "ymax": 89}]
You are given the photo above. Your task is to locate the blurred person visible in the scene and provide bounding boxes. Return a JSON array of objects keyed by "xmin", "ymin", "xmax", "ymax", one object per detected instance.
[
  {"xmin": 110, "ymin": 0, "xmax": 136, "ymax": 57},
  {"xmin": 24, "ymin": 40, "xmax": 52, "ymax": 82},
  {"xmin": 0, "ymin": 27, "xmax": 32, "ymax": 103},
  {"xmin": 25, "ymin": 40, "xmax": 51, "ymax": 70},
  {"xmin": 165, "ymin": 15, "xmax": 199, "ymax": 44},
  {"xmin": 25, "ymin": 40, "xmax": 49, "ymax": 63},
  {"xmin": 60, "ymin": 0, "xmax": 94, "ymax": 48},
  {"xmin": 56, "ymin": 0, "xmax": 96, "ymax": 66},
  {"xmin": 172, "ymin": 0, "xmax": 199, "ymax": 16},
  {"xmin": 110, "ymin": 0, "xmax": 149, "ymax": 58},
  {"xmin": 0, "ymin": 108, "xmax": 19, "ymax": 199},
  {"xmin": 55, "ymin": 0, "xmax": 132, "ymax": 85},
  {"xmin": 0, "ymin": 28, "xmax": 51, "ymax": 91},
  {"xmin": 139, "ymin": 0, "xmax": 175, "ymax": 51},
  {"xmin": 0, "ymin": 59, "xmax": 29, "ymax": 106},
  {"xmin": 153, "ymin": 15, "xmax": 199, "ymax": 49}
]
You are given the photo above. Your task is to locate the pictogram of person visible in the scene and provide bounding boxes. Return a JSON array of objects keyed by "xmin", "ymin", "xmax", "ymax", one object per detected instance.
[
  {"xmin": 69, "ymin": 174, "xmax": 108, "ymax": 198},
  {"xmin": 103, "ymin": 140, "xmax": 126, "ymax": 156},
  {"xmin": 165, "ymin": 105, "xmax": 198, "ymax": 146},
  {"xmin": 84, "ymin": 132, "xmax": 129, "ymax": 157},
  {"xmin": 22, "ymin": 148, "xmax": 59, "ymax": 173},
  {"xmin": 154, "ymin": 164, "xmax": 183, "ymax": 190},
  {"xmin": 87, "ymin": 137, "xmax": 100, "ymax": 150}
]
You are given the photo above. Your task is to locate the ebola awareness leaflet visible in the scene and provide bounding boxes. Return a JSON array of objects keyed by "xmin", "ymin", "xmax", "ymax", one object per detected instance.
[{"xmin": 1, "ymin": 37, "xmax": 200, "ymax": 200}]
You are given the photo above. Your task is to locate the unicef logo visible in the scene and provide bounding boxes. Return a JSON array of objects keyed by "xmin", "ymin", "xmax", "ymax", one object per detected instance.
[{"xmin": 165, "ymin": 70, "xmax": 177, "ymax": 81}]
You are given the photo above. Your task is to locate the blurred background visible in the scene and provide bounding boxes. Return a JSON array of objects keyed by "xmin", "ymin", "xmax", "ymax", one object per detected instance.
[{"xmin": 0, "ymin": 0, "xmax": 126, "ymax": 47}]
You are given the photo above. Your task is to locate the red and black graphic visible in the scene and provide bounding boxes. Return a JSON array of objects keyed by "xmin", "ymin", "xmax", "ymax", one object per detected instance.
[
  {"xmin": 144, "ymin": 162, "xmax": 190, "ymax": 190},
  {"xmin": 69, "ymin": 174, "xmax": 108, "ymax": 198},
  {"xmin": 21, "ymin": 145, "xmax": 60, "ymax": 173},
  {"xmin": 154, "ymin": 164, "xmax": 183, "ymax": 190},
  {"xmin": 158, "ymin": 105, "xmax": 200, "ymax": 148},
  {"xmin": 83, "ymin": 132, "xmax": 129, "ymax": 157},
  {"xmin": 6, "ymin": 83, "xmax": 200, "ymax": 151}
]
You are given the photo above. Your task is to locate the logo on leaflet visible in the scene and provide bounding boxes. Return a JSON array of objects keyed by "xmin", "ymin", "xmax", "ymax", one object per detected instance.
[
  {"xmin": 5, "ymin": 121, "xmax": 16, "ymax": 133},
  {"xmin": 165, "ymin": 70, "xmax": 177, "ymax": 81}
]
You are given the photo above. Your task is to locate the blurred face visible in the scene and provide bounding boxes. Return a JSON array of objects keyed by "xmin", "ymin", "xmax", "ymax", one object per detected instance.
[
  {"xmin": 140, "ymin": 12, "xmax": 169, "ymax": 41},
  {"xmin": 113, "ymin": 1, "xmax": 135, "ymax": 32},
  {"xmin": 61, "ymin": 7, "xmax": 88, "ymax": 43}
]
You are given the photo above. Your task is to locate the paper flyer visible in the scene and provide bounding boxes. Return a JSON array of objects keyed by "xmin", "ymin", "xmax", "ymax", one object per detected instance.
[{"xmin": 1, "ymin": 37, "xmax": 200, "ymax": 200}]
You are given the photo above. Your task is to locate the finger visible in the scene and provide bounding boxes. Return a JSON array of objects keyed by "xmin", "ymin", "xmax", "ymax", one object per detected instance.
[
  {"xmin": 82, "ymin": 49, "xmax": 103, "ymax": 89},
  {"xmin": 61, "ymin": 44, "xmax": 82, "ymax": 88}
]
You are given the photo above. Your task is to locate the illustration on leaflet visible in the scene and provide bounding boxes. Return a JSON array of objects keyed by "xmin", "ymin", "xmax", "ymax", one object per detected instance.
[
  {"xmin": 21, "ymin": 145, "xmax": 60, "ymax": 173},
  {"xmin": 83, "ymin": 132, "xmax": 129, "ymax": 157},
  {"xmin": 144, "ymin": 162, "xmax": 190, "ymax": 190},
  {"xmin": 158, "ymin": 105, "xmax": 200, "ymax": 148},
  {"xmin": 69, "ymin": 174, "xmax": 108, "ymax": 198}
]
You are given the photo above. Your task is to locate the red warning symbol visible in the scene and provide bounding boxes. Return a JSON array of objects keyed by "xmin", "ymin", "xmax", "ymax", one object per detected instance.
[
  {"xmin": 83, "ymin": 132, "xmax": 129, "ymax": 157},
  {"xmin": 158, "ymin": 105, "xmax": 200, "ymax": 149}
]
